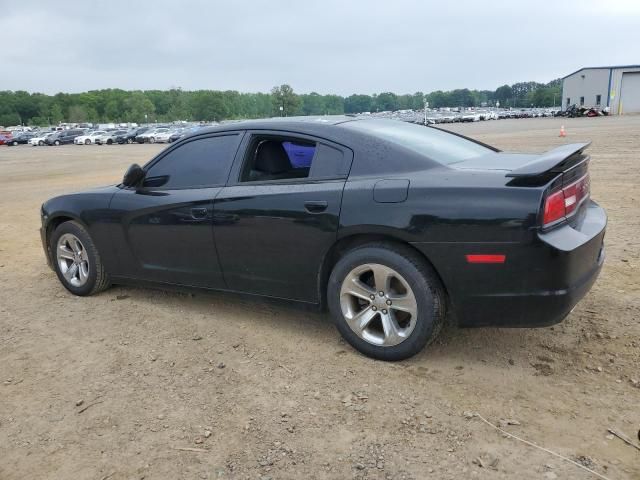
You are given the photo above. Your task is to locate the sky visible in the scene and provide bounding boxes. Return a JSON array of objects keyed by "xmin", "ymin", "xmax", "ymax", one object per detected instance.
[{"xmin": 2, "ymin": 0, "xmax": 639, "ymax": 96}]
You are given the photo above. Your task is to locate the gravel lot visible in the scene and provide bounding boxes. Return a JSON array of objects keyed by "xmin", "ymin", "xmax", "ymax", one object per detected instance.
[{"xmin": 1, "ymin": 116, "xmax": 639, "ymax": 480}]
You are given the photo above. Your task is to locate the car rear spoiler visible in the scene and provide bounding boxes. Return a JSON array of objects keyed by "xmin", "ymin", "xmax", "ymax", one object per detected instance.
[{"xmin": 506, "ymin": 142, "xmax": 591, "ymax": 178}]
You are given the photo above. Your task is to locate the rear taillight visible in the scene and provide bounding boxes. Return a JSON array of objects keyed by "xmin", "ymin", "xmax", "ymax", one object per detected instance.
[{"xmin": 542, "ymin": 173, "xmax": 590, "ymax": 227}]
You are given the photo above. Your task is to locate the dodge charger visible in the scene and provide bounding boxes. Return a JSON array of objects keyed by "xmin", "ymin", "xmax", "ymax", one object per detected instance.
[{"xmin": 40, "ymin": 117, "xmax": 606, "ymax": 360}]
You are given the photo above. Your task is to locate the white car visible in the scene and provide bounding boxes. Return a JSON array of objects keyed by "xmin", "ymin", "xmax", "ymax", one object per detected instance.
[
  {"xmin": 138, "ymin": 128, "xmax": 170, "ymax": 143},
  {"xmin": 30, "ymin": 132, "xmax": 56, "ymax": 146},
  {"xmin": 151, "ymin": 130, "xmax": 176, "ymax": 143},
  {"xmin": 95, "ymin": 130, "xmax": 127, "ymax": 145},
  {"xmin": 74, "ymin": 131, "xmax": 107, "ymax": 145}
]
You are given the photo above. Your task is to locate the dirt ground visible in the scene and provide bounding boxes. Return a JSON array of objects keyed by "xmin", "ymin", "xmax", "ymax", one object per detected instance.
[{"xmin": 1, "ymin": 116, "xmax": 639, "ymax": 480}]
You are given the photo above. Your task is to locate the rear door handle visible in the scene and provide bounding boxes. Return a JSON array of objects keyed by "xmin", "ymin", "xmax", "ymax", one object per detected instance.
[
  {"xmin": 304, "ymin": 200, "xmax": 328, "ymax": 213},
  {"xmin": 191, "ymin": 207, "xmax": 208, "ymax": 219}
]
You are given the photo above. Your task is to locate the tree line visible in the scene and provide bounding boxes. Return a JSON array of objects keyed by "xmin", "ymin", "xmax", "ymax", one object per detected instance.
[{"xmin": 0, "ymin": 79, "xmax": 562, "ymax": 127}]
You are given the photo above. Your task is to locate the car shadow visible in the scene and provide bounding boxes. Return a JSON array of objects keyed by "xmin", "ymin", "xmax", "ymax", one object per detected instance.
[{"xmin": 104, "ymin": 284, "xmax": 554, "ymax": 367}]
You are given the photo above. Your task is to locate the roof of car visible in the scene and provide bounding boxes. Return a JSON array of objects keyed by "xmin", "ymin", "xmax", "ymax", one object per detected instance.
[{"xmin": 192, "ymin": 115, "xmax": 362, "ymax": 136}]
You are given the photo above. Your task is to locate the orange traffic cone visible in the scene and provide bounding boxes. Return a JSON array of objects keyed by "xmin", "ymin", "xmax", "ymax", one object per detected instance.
[{"xmin": 559, "ymin": 125, "xmax": 566, "ymax": 137}]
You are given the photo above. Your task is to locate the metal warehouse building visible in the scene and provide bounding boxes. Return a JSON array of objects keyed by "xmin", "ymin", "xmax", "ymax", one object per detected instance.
[{"xmin": 562, "ymin": 65, "xmax": 640, "ymax": 114}]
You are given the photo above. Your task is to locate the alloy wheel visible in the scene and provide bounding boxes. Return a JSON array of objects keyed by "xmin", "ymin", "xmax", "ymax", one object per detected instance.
[
  {"xmin": 339, "ymin": 263, "xmax": 417, "ymax": 347},
  {"xmin": 56, "ymin": 233, "xmax": 90, "ymax": 287}
]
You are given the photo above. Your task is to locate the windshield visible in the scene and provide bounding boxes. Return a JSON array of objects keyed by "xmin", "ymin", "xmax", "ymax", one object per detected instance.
[{"xmin": 343, "ymin": 119, "xmax": 493, "ymax": 165}]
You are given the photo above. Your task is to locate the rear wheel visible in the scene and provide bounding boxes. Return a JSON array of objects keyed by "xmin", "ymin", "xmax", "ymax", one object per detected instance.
[
  {"xmin": 50, "ymin": 221, "xmax": 110, "ymax": 296},
  {"xmin": 328, "ymin": 243, "xmax": 445, "ymax": 361}
]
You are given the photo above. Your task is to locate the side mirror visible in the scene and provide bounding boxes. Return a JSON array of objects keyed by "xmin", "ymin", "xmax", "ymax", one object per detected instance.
[{"xmin": 122, "ymin": 163, "xmax": 145, "ymax": 187}]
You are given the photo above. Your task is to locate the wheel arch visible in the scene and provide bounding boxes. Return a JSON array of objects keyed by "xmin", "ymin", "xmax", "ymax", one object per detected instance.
[
  {"xmin": 317, "ymin": 232, "xmax": 449, "ymax": 310},
  {"xmin": 44, "ymin": 214, "xmax": 88, "ymax": 263}
]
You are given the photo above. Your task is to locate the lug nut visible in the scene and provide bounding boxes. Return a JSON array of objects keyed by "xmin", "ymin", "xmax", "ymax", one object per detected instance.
[
  {"xmin": 370, "ymin": 294, "xmax": 375, "ymax": 300},
  {"xmin": 372, "ymin": 306, "xmax": 377, "ymax": 311},
  {"xmin": 379, "ymin": 291, "xmax": 384, "ymax": 296},
  {"xmin": 382, "ymin": 309, "xmax": 388, "ymax": 315},
  {"xmin": 386, "ymin": 300, "xmax": 392, "ymax": 305}
]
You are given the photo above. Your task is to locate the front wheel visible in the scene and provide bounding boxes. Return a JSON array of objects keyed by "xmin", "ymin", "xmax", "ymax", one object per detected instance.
[
  {"xmin": 54, "ymin": 140, "xmax": 60, "ymax": 146},
  {"xmin": 328, "ymin": 243, "xmax": 445, "ymax": 361},
  {"xmin": 149, "ymin": 137, "xmax": 156, "ymax": 144},
  {"xmin": 85, "ymin": 139, "xmax": 91, "ymax": 145},
  {"xmin": 50, "ymin": 221, "xmax": 110, "ymax": 296}
]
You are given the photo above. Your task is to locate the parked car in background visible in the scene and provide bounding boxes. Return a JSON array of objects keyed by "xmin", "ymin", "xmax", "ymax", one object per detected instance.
[
  {"xmin": 39, "ymin": 117, "xmax": 606, "ymax": 360},
  {"xmin": 151, "ymin": 129, "xmax": 175, "ymax": 143},
  {"xmin": 116, "ymin": 127, "xmax": 149, "ymax": 144},
  {"xmin": 168, "ymin": 128, "xmax": 186, "ymax": 143},
  {"xmin": 136, "ymin": 127, "xmax": 170, "ymax": 144},
  {"xmin": 5, "ymin": 131, "xmax": 38, "ymax": 146},
  {"xmin": 95, "ymin": 130, "xmax": 128, "ymax": 145},
  {"xmin": 168, "ymin": 126, "xmax": 204, "ymax": 143},
  {"xmin": 0, "ymin": 132, "xmax": 13, "ymax": 145},
  {"xmin": 46, "ymin": 129, "xmax": 85, "ymax": 146},
  {"xmin": 74, "ymin": 131, "xmax": 108, "ymax": 145},
  {"xmin": 30, "ymin": 131, "xmax": 56, "ymax": 146}
]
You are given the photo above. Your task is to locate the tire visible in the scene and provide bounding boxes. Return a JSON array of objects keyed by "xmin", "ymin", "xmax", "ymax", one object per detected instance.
[
  {"xmin": 327, "ymin": 243, "xmax": 445, "ymax": 361},
  {"xmin": 50, "ymin": 221, "xmax": 110, "ymax": 296},
  {"xmin": 107, "ymin": 139, "xmax": 112, "ymax": 145},
  {"xmin": 39, "ymin": 140, "xmax": 44, "ymax": 146},
  {"xmin": 54, "ymin": 140, "xmax": 60, "ymax": 146},
  {"xmin": 85, "ymin": 139, "xmax": 91, "ymax": 145},
  {"xmin": 127, "ymin": 138, "xmax": 133, "ymax": 144},
  {"xmin": 149, "ymin": 137, "xmax": 156, "ymax": 144},
  {"xmin": 12, "ymin": 141, "xmax": 18, "ymax": 146}
]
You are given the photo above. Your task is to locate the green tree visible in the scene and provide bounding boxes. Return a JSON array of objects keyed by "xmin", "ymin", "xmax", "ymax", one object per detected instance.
[
  {"xmin": 344, "ymin": 94, "xmax": 373, "ymax": 113},
  {"xmin": 190, "ymin": 91, "xmax": 229, "ymax": 121},
  {"xmin": 323, "ymin": 94, "xmax": 344, "ymax": 114},
  {"xmin": 494, "ymin": 85, "xmax": 513, "ymax": 107},
  {"xmin": 375, "ymin": 92, "xmax": 398, "ymax": 111},
  {"xmin": 124, "ymin": 92, "xmax": 155, "ymax": 123},
  {"xmin": 49, "ymin": 104, "xmax": 64, "ymax": 124},
  {"xmin": 271, "ymin": 84, "xmax": 300, "ymax": 117},
  {"xmin": 301, "ymin": 92, "xmax": 325, "ymax": 115}
]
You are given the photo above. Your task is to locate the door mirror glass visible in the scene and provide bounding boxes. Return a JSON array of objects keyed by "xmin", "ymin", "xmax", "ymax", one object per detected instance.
[{"xmin": 122, "ymin": 163, "xmax": 145, "ymax": 187}]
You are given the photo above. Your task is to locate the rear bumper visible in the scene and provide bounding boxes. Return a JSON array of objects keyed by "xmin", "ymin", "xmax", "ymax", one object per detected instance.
[{"xmin": 412, "ymin": 200, "xmax": 606, "ymax": 327}]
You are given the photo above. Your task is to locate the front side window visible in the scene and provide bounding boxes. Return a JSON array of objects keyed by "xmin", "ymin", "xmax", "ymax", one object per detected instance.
[{"xmin": 143, "ymin": 134, "xmax": 240, "ymax": 189}]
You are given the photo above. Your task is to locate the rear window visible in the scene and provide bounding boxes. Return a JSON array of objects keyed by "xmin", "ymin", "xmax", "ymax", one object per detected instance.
[{"xmin": 343, "ymin": 120, "xmax": 492, "ymax": 165}]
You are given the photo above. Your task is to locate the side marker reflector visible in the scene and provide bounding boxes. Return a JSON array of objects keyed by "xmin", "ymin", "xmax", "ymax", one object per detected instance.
[{"xmin": 465, "ymin": 254, "xmax": 506, "ymax": 264}]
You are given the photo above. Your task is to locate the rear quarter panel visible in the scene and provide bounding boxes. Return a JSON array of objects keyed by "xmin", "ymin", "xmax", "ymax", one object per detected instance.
[{"xmin": 339, "ymin": 168, "xmax": 545, "ymax": 324}]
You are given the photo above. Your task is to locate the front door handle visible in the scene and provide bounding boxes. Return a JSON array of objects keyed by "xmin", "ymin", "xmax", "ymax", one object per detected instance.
[
  {"xmin": 191, "ymin": 207, "xmax": 208, "ymax": 219},
  {"xmin": 304, "ymin": 200, "xmax": 328, "ymax": 213}
]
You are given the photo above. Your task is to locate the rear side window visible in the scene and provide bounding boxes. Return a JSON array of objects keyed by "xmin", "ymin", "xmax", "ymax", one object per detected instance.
[
  {"xmin": 239, "ymin": 135, "xmax": 348, "ymax": 183},
  {"xmin": 343, "ymin": 119, "xmax": 492, "ymax": 165},
  {"xmin": 143, "ymin": 134, "xmax": 240, "ymax": 189}
]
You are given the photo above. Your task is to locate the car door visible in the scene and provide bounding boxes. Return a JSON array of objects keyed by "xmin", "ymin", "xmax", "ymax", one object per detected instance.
[
  {"xmin": 213, "ymin": 131, "xmax": 353, "ymax": 302},
  {"xmin": 109, "ymin": 132, "xmax": 242, "ymax": 287}
]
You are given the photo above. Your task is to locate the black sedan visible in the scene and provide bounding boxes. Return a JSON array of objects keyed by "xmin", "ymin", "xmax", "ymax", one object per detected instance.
[
  {"xmin": 5, "ymin": 131, "xmax": 38, "ymax": 145},
  {"xmin": 115, "ymin": 127, "xmax": 149, "ymax": 144},
  {"xmin": 40, "ymin": 117, "xmax": 606, "ymax": 360}
]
